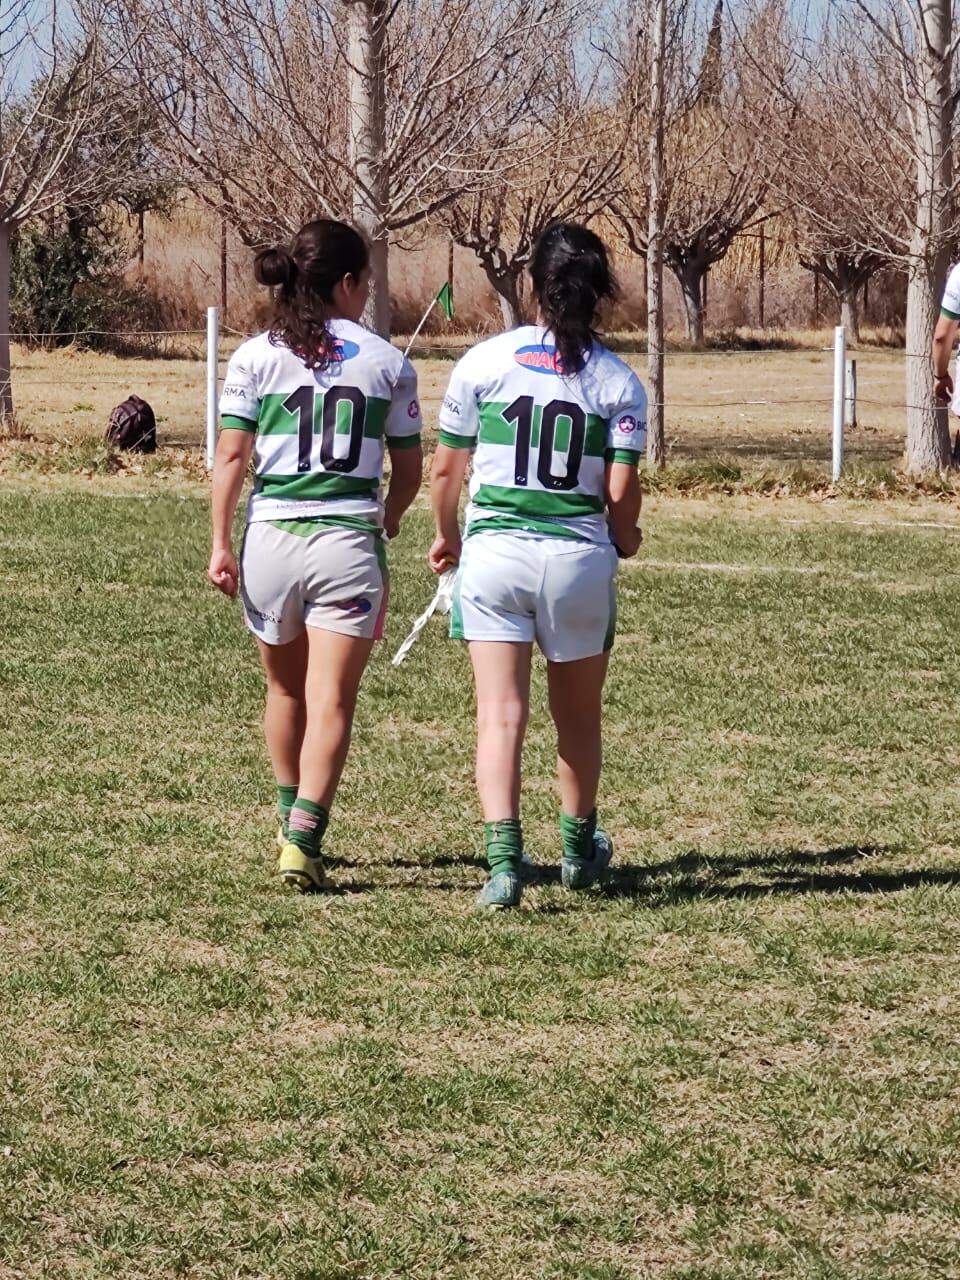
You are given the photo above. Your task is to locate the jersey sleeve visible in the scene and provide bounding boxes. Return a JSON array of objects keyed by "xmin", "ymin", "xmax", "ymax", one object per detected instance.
[
  {"xmin": 437, "ymin": 354, "xmax": 481, "ymax": 449},
  {"xmin": 943, "ymin": 265, "xmax": 960, "ymax": 319},
  {"xmin": 219, "ymin": 344, "xmax": 261, "ymax": 431},
  {"xmin": 384, "ymin": 355, "xmax": 422, "ymax": 448},
  {"xmin": 605, "ymin": 370, "xmax": 648, "ymax": 464}
]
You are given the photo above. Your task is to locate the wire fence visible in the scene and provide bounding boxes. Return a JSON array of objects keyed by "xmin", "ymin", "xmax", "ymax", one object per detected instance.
[{"xmin": 2, "ymin": 322, "xmax": 942, "ymax": 472}]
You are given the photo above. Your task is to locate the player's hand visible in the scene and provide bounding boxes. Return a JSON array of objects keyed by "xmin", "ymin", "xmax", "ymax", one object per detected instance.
[
  {"xmin": 383, "ymin": 512, "xmax": 401, "ymax": 540},
  {"xmin": 429, "ymin": 532, "xmax": 461, "ymax": 575},
  {"xmin": 935, "ymin": 372, "xmax": 954, "ymax": 405},
  {"xmin": 612, "ymin": 526, "xmax": 643, "ymax": 559},
  {"xmin": 208, "ymin": 546, "xmax": 239, "ymax": 598}
]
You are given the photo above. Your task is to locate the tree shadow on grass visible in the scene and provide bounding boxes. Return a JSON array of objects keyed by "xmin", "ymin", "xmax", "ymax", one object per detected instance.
[{"xmin": 588, "ymin": 844, "xmax": 960, "ymax": 903}]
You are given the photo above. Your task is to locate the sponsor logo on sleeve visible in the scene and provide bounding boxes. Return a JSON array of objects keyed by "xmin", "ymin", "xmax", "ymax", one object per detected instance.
[
  {"xmin": 223, "ymin": 385, "xmax": 247, "ymax": 399},
  {"xmin": 515, "ymin": 344, "xmax": 566, "ymax": 375},
  {"xmin": 616, "ymin": 414, "xmax": 638, "ymax": 433},
  {"xmin": 442, "ymin": 395, "xmax": 462, "ymax": 417}
]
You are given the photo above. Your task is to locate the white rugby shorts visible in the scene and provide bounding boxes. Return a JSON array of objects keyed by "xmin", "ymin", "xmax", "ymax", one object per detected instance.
[
  {"xmin": 451, "ymin": 531, "xmax": 618, "ymax": 662},
  {"xmin": 240, "ymin": 522, "xmax": 388, "ymax": 646}
]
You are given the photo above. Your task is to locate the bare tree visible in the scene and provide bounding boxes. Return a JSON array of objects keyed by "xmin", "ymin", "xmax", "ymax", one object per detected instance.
[
  {"xmin": 0, "ymin": 1, "xmax": 133, "ymax": 418},
  {"xmin": 618, "ymin": 1, "xmax": 786, "ymax": 347},
  {"xmin": 752, "ymin": 0, "xmax": 960, "ymax": 473},
  {"xmin": 125, "ymin": 0, "xmax": 569, "ymax": 336},
  {"xmin": 437, "ymin": 56, "xmax": 623, "ymax": 329}
]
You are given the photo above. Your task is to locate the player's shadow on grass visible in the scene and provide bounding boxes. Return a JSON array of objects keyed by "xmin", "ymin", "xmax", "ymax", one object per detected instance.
[{"xmin": 580, "ymin": 844, "xmax": 960, "ymax": 902}]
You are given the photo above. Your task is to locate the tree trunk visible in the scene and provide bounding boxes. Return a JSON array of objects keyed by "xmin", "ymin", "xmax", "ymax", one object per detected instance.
[
  {"xmin": 646, "ymin": 0, "xmax": 667, "ymax": 469},
  {"xmin": 839, "ymin": 287, "xmax": 860, "ymax": 342},
  {"xmin": 674, "ymin": 263, "xmax": 706, "ymax": 346},
  {"xmin": 347, "ymin": 0, "xmax": 391, "ymax": 337},
  {"xmin": 906, "ymin": 259, "xmax": 950, "ymax": 472},
  {"xmin": 907, "ymin": 0, "xmax": 953, "ymax": 472},
  {"xmin": 0, "ymin": 222, "xmax": 12, "ymax": 422},
  {"xmin": 483, "ymin": 264, "xmax": 522, "ymax": 329}
]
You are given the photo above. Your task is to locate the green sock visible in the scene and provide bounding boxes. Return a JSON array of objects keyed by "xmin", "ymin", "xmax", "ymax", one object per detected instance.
[
  {"xmin": 484, "ymin": 818, "xmax": 523, "ymax": 876},
  {"xmin": 277, "ymin": 784, "xmax": 298, "ymax": 834},
  {"xmin": 287, "ymin": 798, "xmax": 329, "ymax": 858},
  {"xmin": 559, "ymin": 809, "xmax": 597, "ymax": 862}
]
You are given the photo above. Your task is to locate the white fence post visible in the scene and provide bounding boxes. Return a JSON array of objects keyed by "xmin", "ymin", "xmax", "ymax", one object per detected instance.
[
  {"xmin": 844, "ymin": 358, "xmax": 857, "ymax": 429},
  {"xmin": 832, "ymin": 325, "xmax": 846, "ymax": 482},
  {"xmin": 205, "ymin": 306, "xmax": 220, "ymax": 471}
]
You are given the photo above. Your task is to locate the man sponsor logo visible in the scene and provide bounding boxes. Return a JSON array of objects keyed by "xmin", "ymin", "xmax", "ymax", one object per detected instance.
[
  {"xmin": 616, "ymin": 415, "xmax": 638, "ymax": 433},
  {"xmin": 329, "ymin": 339, "xmax": 361, "ymax": 363},
  {"xmin": 223, "ymin": 385, "xmax": 247, "ymax": 399},
  {"xmin": 514, "ymin": 344, "xmax": 566, "ymax": 375},
  {"xmin": 442, "ymin": 395, "xmax": 461, "ymax": 416},
  {"xmin": 408, "ymin": 399, "xmax": 421, "ymax": 419},
  {"xmin": 335, "ymin": 595, "xmax": 373, "ymax": 618}
]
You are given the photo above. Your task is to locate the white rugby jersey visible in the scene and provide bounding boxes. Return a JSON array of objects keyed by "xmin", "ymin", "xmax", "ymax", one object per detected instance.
[
  {"xmin": 942, "ymin": 264, "xmax": 960, "ymax": 319},
  {"xmin": 219, "ymin": 319, "xmax": 422, "ymax": 527},
  {"xmin": 438, "ymin": 326, "xmax": 646, "ymax": 543}
]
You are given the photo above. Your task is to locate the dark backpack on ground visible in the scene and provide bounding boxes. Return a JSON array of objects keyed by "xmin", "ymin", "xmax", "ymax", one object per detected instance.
[{"xmin": 106, "ymin": 395, "xmax": 157, "ymax": 453}]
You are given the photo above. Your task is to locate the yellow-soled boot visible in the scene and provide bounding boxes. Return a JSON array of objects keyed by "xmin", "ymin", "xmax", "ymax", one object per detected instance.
[{"xmin": 277, "ymin": 842, "xmax": 326, "ymax": 893}]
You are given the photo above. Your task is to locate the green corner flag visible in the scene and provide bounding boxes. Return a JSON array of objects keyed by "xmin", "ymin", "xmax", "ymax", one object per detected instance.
[{"xmin": 436, "ymin": 280, "xmax": 455, "ymax": 320}]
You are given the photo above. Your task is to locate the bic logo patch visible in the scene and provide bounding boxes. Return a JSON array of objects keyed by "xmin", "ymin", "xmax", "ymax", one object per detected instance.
[
  {"xmin": 617, "ymin": 415, "xmax": 638, "ymax": 434},
  {"xmin": 336, "ymin": 596, "xmax": 373, "ymax": 618}
]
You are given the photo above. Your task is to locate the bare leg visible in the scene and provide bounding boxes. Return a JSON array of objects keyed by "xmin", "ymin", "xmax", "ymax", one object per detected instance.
[
  {"xmin": 256, "ymin": 633, "xmax": 308, "ymax": 787},
  {"xmin": 468, "ymin": 641, "xmax": 532, "ymax": 820},
  {"xmin": 297, "ymin": 628, "xmax": 376, "ymax": 810},
  {"xmin": 547, "ymin": 653, "xmax": 609, "ymax": 817}
]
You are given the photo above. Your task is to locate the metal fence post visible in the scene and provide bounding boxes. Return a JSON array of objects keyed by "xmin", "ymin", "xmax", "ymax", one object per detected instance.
[{"xmin": 832, "ymin": 326, "xmax": 846, "ymax": 482}]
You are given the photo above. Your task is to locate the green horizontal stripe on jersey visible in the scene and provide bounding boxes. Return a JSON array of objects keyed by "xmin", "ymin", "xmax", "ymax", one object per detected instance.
[
  {"xmin": 439, "ymin": 429, "xmax": 477, "ymax": 449},
  {"xmin": 478, "ymin": 402, "xmax": 607, "ymax": 455},
  {"xmin": 255, "ymin": 472, "xmax": 378, "ymax": 500},
  {"xmin": 941, "ymin": 307, "xmax": 960, "ymax": 321},
  {"xmin": 474, "ymin": 483, "xmax": 604, "ymax": 517},
  {"xmin": 606, "ymin": 447, "xmax": 642, "ymax": 465},
  {"xmin": 221, "ymin": 414, "xmax": 257, "ymax": 433},
  {"xmin": 468, "ymin": 514, "xmax": 588, "ymax": 541},
  {"xmin": 258, "ymin": 392, "xmax": 390, "ymax": 437},
  {"xmin": 387, "ymin": 432, "xmax": 421, "ymax": 450},
  {"xmin": 268, "ymin": 515, "xmax": 381, "ymax": 538}
]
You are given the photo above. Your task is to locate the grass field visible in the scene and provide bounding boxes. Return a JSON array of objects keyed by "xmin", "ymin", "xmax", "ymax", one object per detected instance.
[
  {"xmin": 6, "ymin": 340, "xmax": 911, "ymax": 471},
  {"xmin": 4, "ymin": 479, "xmax": 960, "ymax": 1277}
]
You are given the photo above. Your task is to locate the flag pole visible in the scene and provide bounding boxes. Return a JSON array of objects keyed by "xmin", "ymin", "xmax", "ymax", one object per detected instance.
[{"xmin": 403, "ymin": 296, "xmax": 438, "ymax": 359}]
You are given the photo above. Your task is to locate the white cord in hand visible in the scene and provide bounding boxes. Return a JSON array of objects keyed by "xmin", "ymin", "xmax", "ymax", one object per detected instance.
[{"xmin": 391, "ymin": 569, "xmax": 457, "ymax": 666}]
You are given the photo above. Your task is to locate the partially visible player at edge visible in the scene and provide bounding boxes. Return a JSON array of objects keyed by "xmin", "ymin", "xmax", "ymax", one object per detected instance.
[
  {"xmin": 932, "ymin": 262, "xmax": 960, "ymax": 406},
  {"xmin": 208, "ymin": 219, "xmax": 423, "ymax": 891},
  {"xmin": 430, "ymin": 222, "xmax": 645, "ymax": 912}
]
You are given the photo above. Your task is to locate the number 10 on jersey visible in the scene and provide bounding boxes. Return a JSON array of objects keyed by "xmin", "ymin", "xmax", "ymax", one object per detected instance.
[{"xmin": 282, "ymin": 385, "xmax": 367, "ymax": 474}]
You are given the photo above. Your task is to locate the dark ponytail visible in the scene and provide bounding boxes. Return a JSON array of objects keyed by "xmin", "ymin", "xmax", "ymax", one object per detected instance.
[
  {"xmin": 254, "ymin": 219, "xmax": 370, "ymax": 371},
  {"xmin": 529, "ymin": 222, "xmax": 618, "ymax": 375}
]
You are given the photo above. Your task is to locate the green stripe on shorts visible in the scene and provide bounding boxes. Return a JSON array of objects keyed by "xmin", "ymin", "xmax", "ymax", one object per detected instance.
[{"xmin": 450, "ymin": 573, "xmax": 465, "ymax": 640}]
